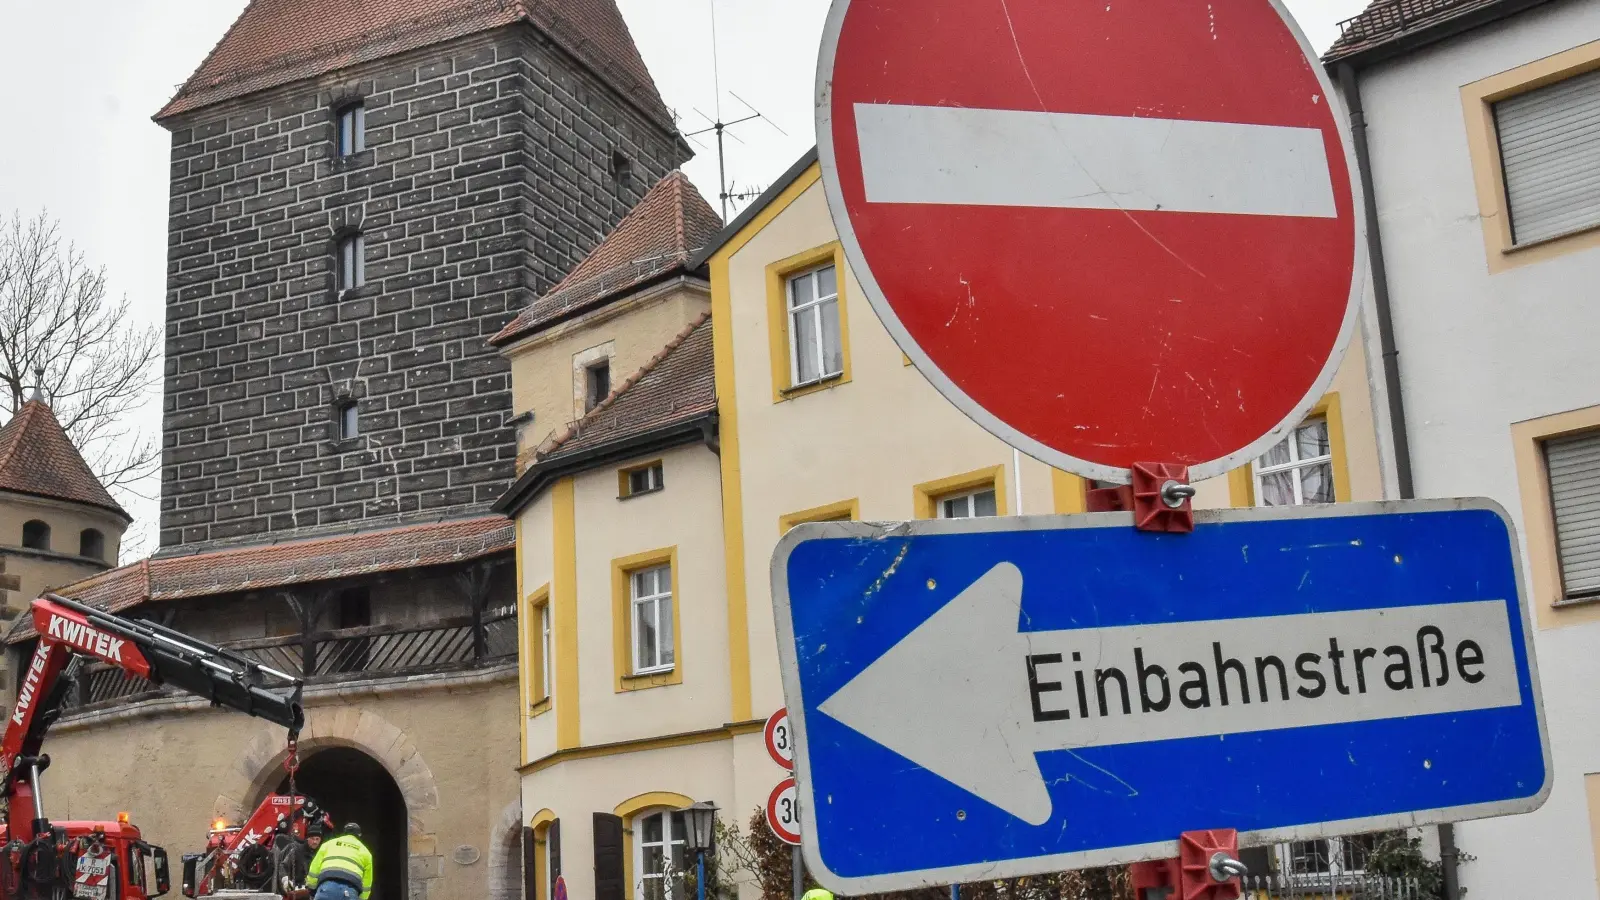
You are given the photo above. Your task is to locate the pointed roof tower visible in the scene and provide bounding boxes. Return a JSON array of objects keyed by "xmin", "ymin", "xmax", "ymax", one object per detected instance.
[
  {"xmin": 0, "ymin": 397, "xmax": 129, "ymax": 521},
  {"xmin": 155, "ymin": 0, "xmax": 674, "ymax": 130}
]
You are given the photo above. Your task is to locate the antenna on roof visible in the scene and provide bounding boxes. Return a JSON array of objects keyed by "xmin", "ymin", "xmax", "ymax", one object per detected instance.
[{"xmin": 686, "ymin": 0, "xmax": 788, "ymax": 221}]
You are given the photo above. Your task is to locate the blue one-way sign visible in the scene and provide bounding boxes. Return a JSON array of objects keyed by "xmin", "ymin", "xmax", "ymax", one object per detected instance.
[{"xmin": 771, "ymin": 500, "xmax": 1549, "ymax": 893}]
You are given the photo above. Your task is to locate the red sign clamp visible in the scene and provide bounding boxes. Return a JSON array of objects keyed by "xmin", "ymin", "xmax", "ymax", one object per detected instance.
[
  {"xmin": 1085, "ymin": 463, "xmax": 1195, "ymax": 533},
  {"xmin": 1130, "ymin": 829, "xmax": 1247, "ymax": 900}
]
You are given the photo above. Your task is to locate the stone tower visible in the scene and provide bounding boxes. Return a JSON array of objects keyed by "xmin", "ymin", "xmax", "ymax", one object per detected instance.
[{"xmin": 154, "ymin": 0, "xmax": 690, "ymax": 550}]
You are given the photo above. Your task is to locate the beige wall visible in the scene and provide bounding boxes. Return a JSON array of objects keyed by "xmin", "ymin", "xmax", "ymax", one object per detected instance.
[
  {"xmin": 716, "ymin": 174, "xmax": 1381, "ymax": 718},
  {"xmin": 518, "ymin": 443, "xmax": 728, "ymax": 760},
  {"xmin": 0, "ymin": 492, "xmax": 124, "ymax": 616},
  {"xmin": 41, "ymin": 679, "xmax": 519, "ymax": 900},
  {"xmin": 505, "ymin": 282, "xmax": 711, "ymax": 457}
]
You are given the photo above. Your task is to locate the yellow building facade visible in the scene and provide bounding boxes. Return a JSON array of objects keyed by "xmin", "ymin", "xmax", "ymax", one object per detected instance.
[{"xmin": 499, "ymin": 158, "xmax": 1387, "ymax": 900}]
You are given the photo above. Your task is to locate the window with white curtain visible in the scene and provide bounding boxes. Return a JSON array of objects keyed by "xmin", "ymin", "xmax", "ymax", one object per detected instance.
[
  {"xmin": 630, "ymin": 565, "xmax": 674, "ymax": 673},
  {"xmin": 787, "ymin": 264, "xmax": 843, "ymax": 387},
  {"xmin": 1253, "ymin": 418, "xmax": 1334, "ymax": 507},
  {"xmin": 634, "ymin": 809, "xmax": 687, "ymax": 900},
  {"xmin": 937, "ymin": 486, "xmax": 999, "ymax": 519}
]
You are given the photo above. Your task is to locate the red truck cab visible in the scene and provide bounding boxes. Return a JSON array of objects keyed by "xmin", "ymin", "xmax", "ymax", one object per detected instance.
[{"xmin": 0, "ymin": 816, "xmax": 171, "ymax": 900}]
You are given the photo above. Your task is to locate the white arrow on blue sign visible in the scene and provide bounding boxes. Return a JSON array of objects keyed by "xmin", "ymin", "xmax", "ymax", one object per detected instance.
[{"xmin": 770, "ymin": 500, "xmax": 1549, "ymax": 894}]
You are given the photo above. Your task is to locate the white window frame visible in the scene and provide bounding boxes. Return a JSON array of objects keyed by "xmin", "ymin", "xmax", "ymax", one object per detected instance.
[
  {"xmin": 786, "ymin": 264, "xmax": 843, "ymax": 388},
  {"xmin": 626, "ymin": 463, "xmax": 664, "ymax": 497},
  {"xmin": 539, "ymin": 600, "xmax": 552, "ymax": 701},
  {"xmin": 1274, "ymin": 834, "xmax": 1383, "ymax": 879},
  {"xmin": 630, "ymin": 564, "xmax": 674, "ymax": 675},
  {"xmin": 633, "ymin": 809, "xmax": 687, "ymax": 900},
  {"xmin": 1252, "ymin": 417, "xmax": 1334, "ymax": 507},
  {"xmin": 337, "ymin": 233, "xmax": 365, "ymax": 292},
  {"xmin": 937, "ymin": 486, "xmax": 998, "ymax": 519},
  {"xmin": 337, "ymin": 104, "xmax": 366, "ymax": 157}
]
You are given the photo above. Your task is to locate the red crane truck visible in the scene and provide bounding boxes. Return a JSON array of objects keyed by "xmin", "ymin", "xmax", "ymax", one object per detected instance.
[{"xmin": 0, "ymin": 593, "xmax": 305, "ymax": 900}]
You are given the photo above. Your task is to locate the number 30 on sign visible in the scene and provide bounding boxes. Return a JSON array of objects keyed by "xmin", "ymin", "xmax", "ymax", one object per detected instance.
[{"xmin": 767, "ymin": 777, "xmax": 801, "ymax": 845}]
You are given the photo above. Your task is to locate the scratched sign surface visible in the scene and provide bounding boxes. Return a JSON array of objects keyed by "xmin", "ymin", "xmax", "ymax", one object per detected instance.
[
  {"xmin": 770, "ymin": 501, "xmax": 1549, "ymax": 893},
  {"xmin": 816, "ymin": 0, "xmax": 1363, "ymax": 484}
]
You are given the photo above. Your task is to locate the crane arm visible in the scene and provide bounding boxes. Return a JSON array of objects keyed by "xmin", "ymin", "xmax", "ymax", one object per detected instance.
[{"xmin": 2, "ymin": 593, "xmax": 305, "ymax": 822}]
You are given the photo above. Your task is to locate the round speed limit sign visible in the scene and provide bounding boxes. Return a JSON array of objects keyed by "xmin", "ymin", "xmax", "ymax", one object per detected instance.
[
  {"xmin": 764, "ymin": 708, "xmax": 794, "ymax": 769},
  {"xmin": 766, "ymin": 777, "xmax": 801, "ymax": 845}
]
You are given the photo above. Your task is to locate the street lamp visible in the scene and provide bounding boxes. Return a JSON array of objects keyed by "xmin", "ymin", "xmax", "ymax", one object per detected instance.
[{"xmin": 683, "ymin": 801, "xmax": 719, "ymax": 900}]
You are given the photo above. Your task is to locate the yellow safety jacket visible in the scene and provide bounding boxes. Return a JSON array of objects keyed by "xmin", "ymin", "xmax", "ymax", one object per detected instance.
[{"xmin": 307, "ymin": 834, "xmax": 375, "ymax": 900}]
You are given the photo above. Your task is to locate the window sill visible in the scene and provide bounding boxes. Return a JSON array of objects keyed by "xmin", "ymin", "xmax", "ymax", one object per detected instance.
[
  {"xmin": 778, "ymin": 372, "xmax": 848, "ymax": 402},
  {"xmin": 1502, "ymin": 219, "xmax": 1600, "ymax": 255},
  {"xmin": 1552, "ymin": 593, "xmax": 1600, "ymax": 609},
  {"xmin": 617, "ymin": 665, "xmax": 681, "ymax": 693},
  {"xmin": 618, "ymin": 486, "xmax": 664, "ymax": 501},
  {"xmin": 323, "ymin": 438, "xmax": 363, "ymax": 455},
  {"xmin": 331, "ymin": 149, "xmax": 375, "ymax": 172},
  {"xmin": 528, "ymin": 696, "xmax": 552, "ymax": 718}
]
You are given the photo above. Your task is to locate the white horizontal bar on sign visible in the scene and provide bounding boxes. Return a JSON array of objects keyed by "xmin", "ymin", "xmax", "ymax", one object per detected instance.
[{"xmin": 854, "ymin": 103, "xmax": 1338, "ymax": 218}]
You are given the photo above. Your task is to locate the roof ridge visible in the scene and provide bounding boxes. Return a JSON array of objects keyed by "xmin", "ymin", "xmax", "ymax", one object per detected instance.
[{"xmin": 543, "ymin": 310, "xmax": 711, "ymax": 453}]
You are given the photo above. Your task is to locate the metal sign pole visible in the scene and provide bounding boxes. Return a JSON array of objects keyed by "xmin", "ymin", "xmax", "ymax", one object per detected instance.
[{"xmin": 792, "ymin": 844, "xmax": 803, "ymax": 900}]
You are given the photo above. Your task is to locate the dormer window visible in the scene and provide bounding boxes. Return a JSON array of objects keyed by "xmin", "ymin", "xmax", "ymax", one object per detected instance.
[
  {"xmin": 337, "ymin": 103, "xmax": 366, "ymax": 157},
  {"xmin": 337, "ymin": 233, "xmax": 365, "ymax": 292}
]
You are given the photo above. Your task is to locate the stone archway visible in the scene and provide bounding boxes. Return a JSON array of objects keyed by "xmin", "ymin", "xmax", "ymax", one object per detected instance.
[
  {"xmin": 215, "ymin": 708, "xmax": 443, "ymax": 900},
  {"xmin": 486, "ymin": 800, "xmax": 524, "ymax": 900}
]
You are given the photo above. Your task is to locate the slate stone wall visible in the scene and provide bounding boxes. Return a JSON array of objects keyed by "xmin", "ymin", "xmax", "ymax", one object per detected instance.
[{"xmin": 159, "ymin": 27, "xmax": 685, "ymax": 549}]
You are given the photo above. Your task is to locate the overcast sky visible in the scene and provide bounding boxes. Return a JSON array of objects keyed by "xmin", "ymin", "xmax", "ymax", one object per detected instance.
[{"xmin": 0, "ymin": 0, "xmax": 1368, "ymax": 555}]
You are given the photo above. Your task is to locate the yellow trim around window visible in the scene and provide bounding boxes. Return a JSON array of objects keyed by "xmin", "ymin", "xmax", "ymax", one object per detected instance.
[
  {"xmin": 552, "ymin": 478, "xmax": 580, "ymax": 749},
  {"xmin": 766, "ymin": 241, "xmax": 853, "ymax": 402},
  {"xmin": 529, "ymin": 808, "xmax": 557, "ymax": 900},
  {"xmin": 913, "ymin": 466, "xmax": 1009, "ymax": 519},
  {"xmin": 525, "ymin": 584, "xmax": 552, "ymax": 716},
  {"xmin": 615, "ymin": 792, "xmax": 694, "ymax": 900},
  {"xmin": 1512, "ymin": 403, "xmax": 1600, "ymax": 630},
  {"xmin": 617, "ymin": 459, "xmax": 665, "ymax": 499},
  {"xmin": 1461, "ymin": 40, "xmax": 1600, "ymax": 274},
  {"xmin": 709, "ymin": 162, "xmax": 820, "ymax": 723},
  {"xmin": 611, "ymin": 547, "xmax": 684, "ymax": 692},
  {"xmin": 779, "ymin": 498, "xmax": 860, "ymax": 534},
  {"xmin": 1051, "ymin": 470, "xmax": 1089, "ymax": 514},
  {"xmin": 1227, "ymin": 393, "xmax": 1351, "ymax": 507}
]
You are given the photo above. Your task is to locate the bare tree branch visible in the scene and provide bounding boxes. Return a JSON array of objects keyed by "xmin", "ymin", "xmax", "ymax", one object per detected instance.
[{"xmin": 0, "ymin": 210, "xmax": 161, "ymax": 505}]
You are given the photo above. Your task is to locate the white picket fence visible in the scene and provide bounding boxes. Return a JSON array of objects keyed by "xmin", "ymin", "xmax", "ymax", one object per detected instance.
[{"xmin": 1241, "ymin": 873, "xmax": 1426, "ymax": 899}]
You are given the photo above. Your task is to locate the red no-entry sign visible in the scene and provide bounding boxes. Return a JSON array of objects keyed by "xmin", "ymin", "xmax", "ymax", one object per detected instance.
[{"xmin": 817, "ymin": 0, "xmax": 1363, "ymax": 481}]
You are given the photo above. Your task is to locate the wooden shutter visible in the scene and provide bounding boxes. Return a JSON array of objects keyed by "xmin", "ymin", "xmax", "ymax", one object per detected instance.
[
  {"xmin": 593, "ymin": 813, "xmax": 625, "ymax": 900},
  {"xmin": 1547, "ymin": 430, "xmax": 1600, "ymax": 600},
  {"xmin": 523, "ymin": 827, "xmax": 538, "ymax": 900},
  {"xmin": 549, "ymin": 819, "xmax": 561, "ymax": 880},
  {"xmin": 1493, "ymin": 67, "xmax": 1600, "ymax": 245}
]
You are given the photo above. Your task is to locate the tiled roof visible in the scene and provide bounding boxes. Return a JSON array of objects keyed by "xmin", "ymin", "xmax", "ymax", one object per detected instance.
[
  {"xmin": 0, "ymin": 399, "xmax": 128, "ymax": 520},
  {"xmin": 1324, "ymin": 0, "xmax": 1506, "ymax": 62},
  {"xmin": 541, "ymin": 311, "xmax": 715, "ymax": 457},
  {"xmin": 491, "ymin": 171, "xmax": 721, "ymax": 346},
  {"xmin": 8, "ymin": 515, "xmax": 511, "ymax": 641},
  {"xmin": 156, "ymin": 0, "xmax": 673, "ymax": 129}
]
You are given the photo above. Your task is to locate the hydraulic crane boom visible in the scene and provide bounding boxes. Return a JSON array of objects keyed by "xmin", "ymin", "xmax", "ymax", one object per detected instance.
[{"xmin": 2, "ymin": 593, "xmax": 304, "ymax": 842}]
